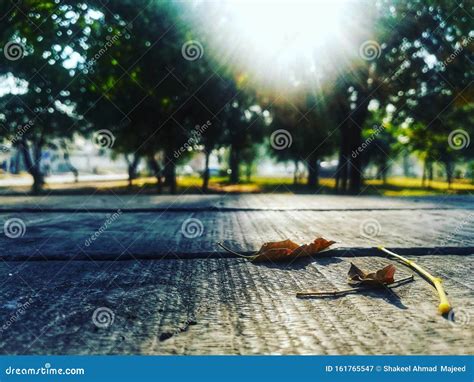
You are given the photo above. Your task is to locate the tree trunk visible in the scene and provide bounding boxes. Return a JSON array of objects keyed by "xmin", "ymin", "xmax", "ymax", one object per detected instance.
[
  {"xmin": 70, "ymin": 165, "xmax": 79, "ymax": 183},
  {"xmin": 445, "ymin": 160, "xmax": 453, "ymax": 189},
  {"xmin": 229, "ymin": 144, "xmax": 240, "ymax": 183},
  {"xmin": 428, "ymin": 161, "xmax": 434, "ymax": 187},
  {"xmin": 126, "ymin": 154, "xmax": 140, "ymax": 187},
  {"xmin": 245, "ymin": 163, "xmax": 252, "ymax": 182},
  {"xmin": 148, "ymin": 156, "xmax": 163, "ymax": 194},
  {"xmin": 422, "ymin": 159, "xmax": 427, "ymax": 187},
  {"xmin": 306, "ymin": 155, "xmax": 319, "ymax": 187},
  {"xmin": 379, "ymin": 164, "xmax": 388, "ymax": 184},
  {"xmin": 339, "ymin": 154, "xmax": 349, "ymax": 193},
  {"xmin": 336, "ymin": 120, "xmax": 350, "ymax": 193},
  {"xmin": 31, "ymin": 170, "xmax": 44, "ymax": 194},
  {"xmin": 402, "ymin": 155, "xmax": 410, "ymax": 177},
  {"xmin": 428, "ymin": 163, "xmax": 433, "ymax": 181},
  {"xmin": 19, "ymin": 140, "xmax": 44, "ymax": 194},
  {"xmin": 293, "ymin": 160, "xmax": 299, "ymax": 185},
  {"xmin": 348, "ymin": 119, "xmax": 364, "ymax": 194},
  {"xmin": 202, "ymin": 149, "xmax": 211, "ymax": 192},
  {"xmin": 64, "ymin": 150, "xmax": 79, "ymax": 183},
  {"xmin": 164, "ymin": 155, "xmax": 177, "ymax": 194},
  {"xmin": 348, "ymin": 77, "xmax": 370, "ymax": 194},
  {"xmin": 334, "ymin": 150, "xmax": 344, "ymax": 193},
  {"xmin": 12, "ymin": 150, "xmax": 21, "ymax": 174}
]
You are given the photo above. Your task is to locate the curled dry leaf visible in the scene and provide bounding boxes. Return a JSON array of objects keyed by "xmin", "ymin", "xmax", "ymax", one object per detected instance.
[
  {"xmin": 348, "ymin": 262, "xmax": 396, "ymax": 286},
  {"xmin": 251, "ymin": 237, "xmax": 336, "ymax": 262}
]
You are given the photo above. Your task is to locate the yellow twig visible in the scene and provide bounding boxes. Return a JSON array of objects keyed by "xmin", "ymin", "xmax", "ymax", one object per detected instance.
[{"xmin": 378, "ymin": 246, "xmax": 451, "ymax": 314}]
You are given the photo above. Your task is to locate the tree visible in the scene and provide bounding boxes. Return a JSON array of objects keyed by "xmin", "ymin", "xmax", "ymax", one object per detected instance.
[
  {"xmin": 372, "ymin": 0, "xmax": 474, "ymax": 185},
  {"xmin": 225, "ymin": 98, "xmax": 267, "ymax": 184},
  {"xmin": 71, "ymin": 0, "xmax": 192, "ymax": 193},
  {"xmin": 188, "ymin": 69, "xmax": 237, "ymax": 191},
  {"xmin": 1, "ymin": 0, "xmax": 92, "ymax": 193},
  {"xmin": 270, "ymin": 95, "xmax": 337, "ymax": 188}
]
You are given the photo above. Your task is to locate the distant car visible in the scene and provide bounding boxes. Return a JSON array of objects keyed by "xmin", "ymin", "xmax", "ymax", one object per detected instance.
[{"xmin": 208, "ymin": 168, "xmax": 220, "ymax": 176}]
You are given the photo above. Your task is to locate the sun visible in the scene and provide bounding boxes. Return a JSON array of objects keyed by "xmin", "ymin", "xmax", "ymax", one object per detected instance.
[
  {"xmin": 228, "ymin": 1, "xmax": 346, "ymax": 57},
  {"xmin": 193, "ymin": 0, "xmax": 362, "ymax": 91}
]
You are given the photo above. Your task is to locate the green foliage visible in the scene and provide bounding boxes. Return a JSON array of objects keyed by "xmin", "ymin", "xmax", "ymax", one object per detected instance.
[{"xmin": 0, "ymin": 0, "xmax": 472, "ymax": 193}]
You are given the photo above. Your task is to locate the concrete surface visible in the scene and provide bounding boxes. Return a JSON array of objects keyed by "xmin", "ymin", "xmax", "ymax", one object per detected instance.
[{"xmin": 0, "ymin": 194, "xmax": 472, "ymax": 354}]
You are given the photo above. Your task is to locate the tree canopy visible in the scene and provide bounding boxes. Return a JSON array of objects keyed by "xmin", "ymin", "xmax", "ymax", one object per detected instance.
[{"xmin": 1, "ymin": 0, "xmax": 472, "ymax": 193}]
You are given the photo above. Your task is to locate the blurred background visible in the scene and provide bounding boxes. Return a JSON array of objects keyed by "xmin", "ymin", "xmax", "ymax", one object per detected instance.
[{"xmin": 0, "ymin": 0, "xmax": 473, "ymax": 196}]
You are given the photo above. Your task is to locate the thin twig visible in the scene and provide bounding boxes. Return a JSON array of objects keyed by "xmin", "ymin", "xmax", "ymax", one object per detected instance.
[
  {"xmin": 296, "ymin": 275, "xmax": 414, "ymax": 298},
  {"xmin": 378, "ymin": 246, "xmax": 451, "ymax": 314}
]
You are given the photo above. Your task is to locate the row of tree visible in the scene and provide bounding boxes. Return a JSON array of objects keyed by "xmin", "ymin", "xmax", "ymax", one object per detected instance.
[{"xmin": 1, "ymin": 0, "xmax": 473, "ymax": 194}]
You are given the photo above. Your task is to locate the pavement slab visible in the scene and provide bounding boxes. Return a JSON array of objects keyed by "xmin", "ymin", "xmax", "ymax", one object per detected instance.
[
  {"xmin": 1, "ymin": 194, "xmax": 473, "ymax": 211},
  {"xmin": 0, "ymin": 209, "xmax": 473, "ymax": 259}
]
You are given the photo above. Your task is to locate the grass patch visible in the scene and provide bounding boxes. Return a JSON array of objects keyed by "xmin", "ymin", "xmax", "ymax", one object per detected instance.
[
  {"xmin": 120, "ymin": 176, "xmax": 473, "ymax": 196},
  {"xmin": 364, "ymin": 177, "xmax": 474, "ymax": 196},
  {"xmin": 1, "ymin": 174, "xmax": 472, "ymax": 196}
]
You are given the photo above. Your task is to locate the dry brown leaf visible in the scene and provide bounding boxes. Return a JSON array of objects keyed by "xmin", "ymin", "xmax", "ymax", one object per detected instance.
[
  {"xmin": 257, "ymin": 239, "xmax": 300, "ymax": 253},
  {"xmin": 348, "ymin": 262, "xmax": 396, "ymax": 286},
  {"xmin": 251, "ymin": 237, "xmax": 336, "ymax": 262},
  {"xmin": 290, "ymin": 238, "xmax": 336, "ymax": 258}
]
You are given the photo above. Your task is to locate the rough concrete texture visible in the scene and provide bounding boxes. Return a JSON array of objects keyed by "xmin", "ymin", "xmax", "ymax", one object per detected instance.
[
  {"xmin": 0, "ymin": 195, "xmax": 472, "ymax": 354},
  {"xmin": 0, "ymin": 256, "xmax": 472, "ymax": 355},
  {"xmin": 1, "ymin": 194, "xmax": 473, "ymax": 211}
]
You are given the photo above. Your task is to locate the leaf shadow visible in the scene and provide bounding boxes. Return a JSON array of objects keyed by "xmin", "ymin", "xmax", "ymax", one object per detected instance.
[{"xmin": 359, "ymin": 288, "xmax": 408, "ymax": 310}]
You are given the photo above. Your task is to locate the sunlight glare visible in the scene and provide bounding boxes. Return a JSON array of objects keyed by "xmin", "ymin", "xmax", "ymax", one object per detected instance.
[{"xmin": 199, "ymin": 1, "xmax": 359, "ymax": 91}]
